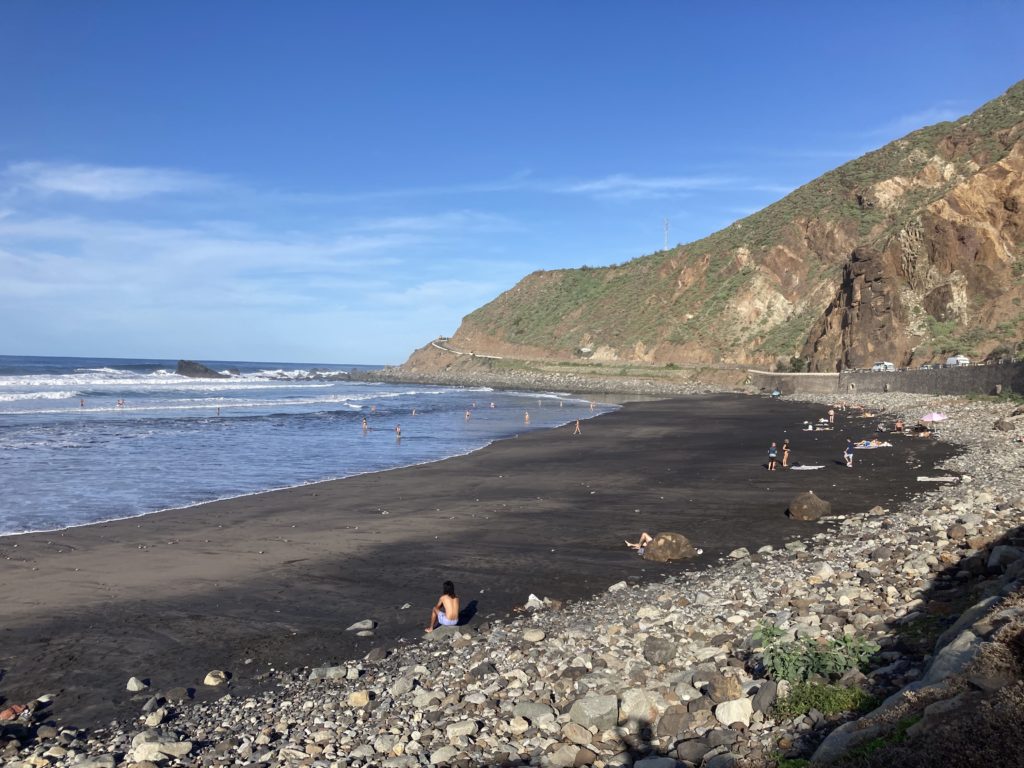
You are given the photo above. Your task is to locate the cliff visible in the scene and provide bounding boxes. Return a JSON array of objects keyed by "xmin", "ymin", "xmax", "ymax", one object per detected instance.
[{"xmin": 404, "ymin": 80, "xmax": 1024, "ymax": 373}]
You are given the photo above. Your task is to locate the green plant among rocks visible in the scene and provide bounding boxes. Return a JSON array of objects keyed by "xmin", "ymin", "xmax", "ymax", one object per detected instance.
[
  {"xmin": 834, "ymin": 714, "xmax": 922, "ymax": 766},
  {"xmin": 773, "ymin": 682, "xmax": 878, "ymax": 719},
  {"xmin": 772, "ymin": 757, "xmax": 812, "ymax": 768},
  {"xmin": 754, "ymin": 621, "xmax": 880, "ymax": 682}
]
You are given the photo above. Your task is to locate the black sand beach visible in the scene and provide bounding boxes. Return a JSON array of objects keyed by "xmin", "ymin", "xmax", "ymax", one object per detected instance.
[{"xmin": 0, "ymin": 394, "xmax": 954, "ymax": 728}]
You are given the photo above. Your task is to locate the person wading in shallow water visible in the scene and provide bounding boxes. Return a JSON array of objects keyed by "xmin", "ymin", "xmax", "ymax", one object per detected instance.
[{"xmin": 426, "ymin": 580, "xmax": 460, "ymax": 632}]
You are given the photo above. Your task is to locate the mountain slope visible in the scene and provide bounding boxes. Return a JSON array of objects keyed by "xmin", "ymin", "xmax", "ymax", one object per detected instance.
[{"xmin": 410, "ymin": 80, "xmax": 1024, "ymax": 372}]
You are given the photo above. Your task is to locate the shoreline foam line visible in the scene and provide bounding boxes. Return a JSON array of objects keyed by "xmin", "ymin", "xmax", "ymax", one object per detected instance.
[{"xmin": 0, "ymin": 405, "xmax": 618, "ymax": 539}]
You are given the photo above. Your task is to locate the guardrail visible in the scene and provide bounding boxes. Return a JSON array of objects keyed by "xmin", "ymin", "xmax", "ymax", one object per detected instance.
[{"xmin": 430, "ymin": 339, "xmax": 504, "ymax": 361}]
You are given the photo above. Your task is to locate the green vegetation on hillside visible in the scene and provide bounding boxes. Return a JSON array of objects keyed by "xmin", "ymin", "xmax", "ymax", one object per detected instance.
[{"xmin": 460, "ymin": 80, "xmax": 1024, "ymax": 366}]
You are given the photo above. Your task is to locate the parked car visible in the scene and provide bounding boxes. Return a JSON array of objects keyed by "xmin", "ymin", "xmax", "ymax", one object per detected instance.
[
  {"xmin": 871, "ymin": 361, "xmax": 896, "ymax": 372},
  {"xmin": 946, "ymin": 354, "xmax": 970, "ymax": 367}
]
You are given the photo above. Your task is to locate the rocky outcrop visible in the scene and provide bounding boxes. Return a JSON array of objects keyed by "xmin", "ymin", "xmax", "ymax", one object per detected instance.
[
  {"xmin": 175, "ymin": 360, "xmax": 230, "ymax": 379},
  {"xmin": 399, "ymin": 80, "xmax": 1024, "ymax": 375},
  {"xmin": 804, "ymin": 140, "xmax": 1024, "ymax": 371},
  {"xmin": 787, "ymin": 490, "xmax": 832, "ymax": 521},
  {"xmin": 642, "ymin": 532, "xmax": 699, "ymax": 563}
]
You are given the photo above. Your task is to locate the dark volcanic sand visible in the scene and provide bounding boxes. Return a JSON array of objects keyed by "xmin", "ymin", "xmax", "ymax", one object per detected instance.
[{"xmin": 0, "ymin": 395, "xmax": 953, "ymax": 728}]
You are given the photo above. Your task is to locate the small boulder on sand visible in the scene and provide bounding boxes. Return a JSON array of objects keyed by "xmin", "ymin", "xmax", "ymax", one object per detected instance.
[
  {"xmin": 642, "ymin": 532, "xmax": 698, "ymax": 562},
  {"xmin": 787, "ymin": 490, "xmax": 831, "ymax": 521},
  {"xmin": 203, "ymin": 670, "xmax": 229, "ymax": 686},
  {"xmin": 126, "ymin": 676, "xmax": 148, "ymax": 692}
]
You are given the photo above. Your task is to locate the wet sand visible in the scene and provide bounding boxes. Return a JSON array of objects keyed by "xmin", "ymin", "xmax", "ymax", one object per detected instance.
[{"xmin": 0, "ymin": 394, "xmax": 953, "ymax": 728}]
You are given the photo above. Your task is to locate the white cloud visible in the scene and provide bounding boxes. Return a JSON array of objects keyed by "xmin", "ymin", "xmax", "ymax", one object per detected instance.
[
  {"xmin": 349, "ymin": 210, "xmax": 517, "ymax": 233},
  {"xmin": 6, "ymin": 161, "xmax": 220, "ymax": 200},
  {"xmin": 869, "ymin": 104, "xmax": 964, "ymax": 138},
  {"xmin": 367, "ymin": 278, "xmax": 504, "ymax": 307},
  {"xmin": 0, "ymin": 205, "xmax": 522, "ymax": 316},
  {"xmin": 561, "ymin": 173, "xmax": 736, "ymax": 200}
]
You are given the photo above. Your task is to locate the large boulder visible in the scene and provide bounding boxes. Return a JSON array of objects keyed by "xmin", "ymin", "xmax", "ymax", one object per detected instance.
[
  {"xmin": 705, "ymin": 671, "xmax": 743, "ymax": 704},
  {"xmin": 642, "ymin": 532, "xmax": 698, "ymax": 562},
  {"xmin": 569, "ymin": 694, "xmax": 618, "ymax": 731},
  {"xmin": 713, "ymin": 697, "xmax": 753, "ymax": 728},
  {"xmin": 176, "ymin": 359, "xmax": 230, "ymax": 378},
  {"xmin": 618, "ymin": 688, "xmax": 667, "ymax": 725},
  {"xmin": 787, "ymin": 490, "xmax": 831, "ymax": 521},
  {"xmin": 643, "ymin": 636, "xmax": 677, "ymax": 665}
]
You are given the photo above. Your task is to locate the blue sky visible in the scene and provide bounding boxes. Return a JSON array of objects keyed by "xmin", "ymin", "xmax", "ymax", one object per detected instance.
[{"xmin": 1, "ymin": 2, "xmax": 1022, "ymax": 364}]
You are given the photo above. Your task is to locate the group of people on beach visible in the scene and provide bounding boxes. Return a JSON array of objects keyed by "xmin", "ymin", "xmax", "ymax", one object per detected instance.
[
  {"xmin": 766, "ymin": 439, "xmax": 791, "ymax": 470},
  {"xmin": 769, "ymin": 405, "xmax": 867, "ymax": 470}
]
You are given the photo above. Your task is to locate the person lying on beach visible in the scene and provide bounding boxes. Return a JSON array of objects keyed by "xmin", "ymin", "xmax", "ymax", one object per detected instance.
[
  {"xmin": 426, "ymin": 580, "xmax": 460, "ymax": 632},
  {"xmin": 625, "ymin": 531, "xmax": 654, "ymax": 555}
]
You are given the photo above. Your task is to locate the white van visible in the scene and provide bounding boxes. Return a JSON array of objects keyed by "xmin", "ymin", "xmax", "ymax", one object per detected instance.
[
  {"xmin": 946, "ymin": 354, "xmax": 970, "ymax": 367},
  {"xmin": 871, "ymin": 361, "xmax": 896, "ymax": 372}
]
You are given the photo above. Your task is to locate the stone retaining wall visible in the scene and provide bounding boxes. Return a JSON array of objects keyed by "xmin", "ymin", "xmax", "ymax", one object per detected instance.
[
  {"xmin": 748, "ymin": 362, "xmax": 1024, "ymax": 397},
  {"xmin": 746, "ymin": 370, "xmax": 840, "ymax": 395},
  {"xmin": 838, "ymin": 361, "xmax": 1024, "ymax": 396}
]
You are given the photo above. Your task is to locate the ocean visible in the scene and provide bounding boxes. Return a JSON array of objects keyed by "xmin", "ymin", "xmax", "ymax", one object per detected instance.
[{"xmin": 0, "ymin": 355, "xmax": 612, "ymax": 535}]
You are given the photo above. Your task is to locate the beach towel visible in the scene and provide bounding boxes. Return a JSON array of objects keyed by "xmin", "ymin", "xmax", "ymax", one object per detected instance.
[
  {"xmin": 917, "ymin": 476, "xmax": 959, "ymax": 483},
  {"xmin": 791, "ymin": 465, "xmax": 825, "ymax": 470}
]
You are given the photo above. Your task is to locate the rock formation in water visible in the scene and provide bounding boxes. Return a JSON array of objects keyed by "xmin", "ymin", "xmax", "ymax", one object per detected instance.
[{"xmin": 176, "ymin": 360, "xmax": 230, "ymax": 379}]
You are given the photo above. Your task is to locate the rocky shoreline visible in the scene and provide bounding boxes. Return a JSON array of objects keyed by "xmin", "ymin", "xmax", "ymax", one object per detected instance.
[{"xmin": 3, "ymin": 392, "xmax": 1024, "ymax": 768}]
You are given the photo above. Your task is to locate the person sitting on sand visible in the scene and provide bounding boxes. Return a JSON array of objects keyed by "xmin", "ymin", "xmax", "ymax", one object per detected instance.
[
  {"xmin": 625, "ymin": 531, "xmax": 654, "ymax": 555},
  {"xmin": 894, "ymin": 418, "xmax": 905, "ymax": 433},
  {"xmin": 426, "ymin": 580, "xmax": 460, "ymax": 632}
]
